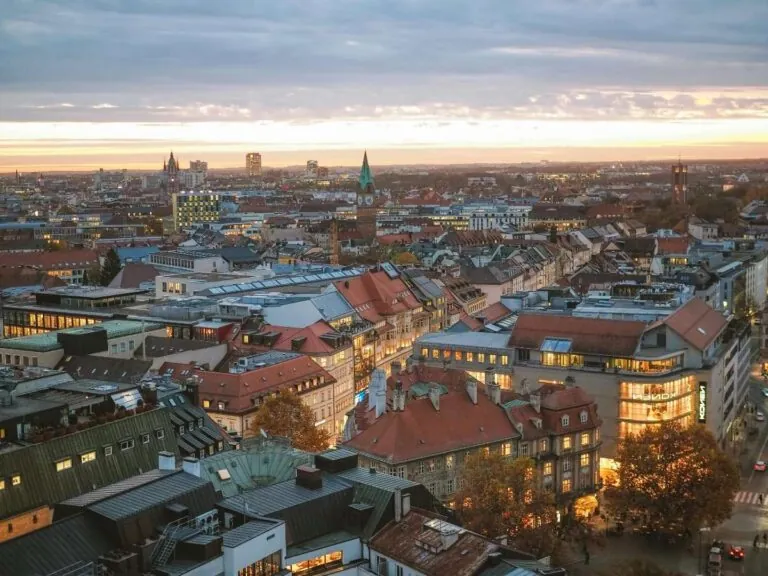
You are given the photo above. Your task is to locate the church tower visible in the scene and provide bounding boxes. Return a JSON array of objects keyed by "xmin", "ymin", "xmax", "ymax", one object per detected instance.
[
  {"xmin": 165, "ymin": 152, "xmax": 180, "ymax": 196},
  {"xmin": 356, "ymin": 151, "xmax": 377, "ymax": 239}
]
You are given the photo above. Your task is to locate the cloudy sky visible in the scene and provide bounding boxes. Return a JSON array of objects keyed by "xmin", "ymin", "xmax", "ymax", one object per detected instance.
[{"xmin": 1, "ymin": 0, "xmax": 767, "ymax": 170}]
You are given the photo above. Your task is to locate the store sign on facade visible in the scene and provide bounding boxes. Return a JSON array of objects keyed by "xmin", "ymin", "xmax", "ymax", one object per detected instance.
[{"xmin": 698, "ymin": 382, "xmax": 707, "ymax": 423}]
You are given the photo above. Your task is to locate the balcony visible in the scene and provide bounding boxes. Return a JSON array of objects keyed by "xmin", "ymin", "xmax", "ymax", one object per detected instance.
[{"xmin": 515, "ymin": 358, "xmax": 683, "ymax": 378}]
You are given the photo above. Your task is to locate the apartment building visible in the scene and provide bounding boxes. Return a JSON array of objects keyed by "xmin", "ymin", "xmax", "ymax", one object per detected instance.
[{"xmin": 171, "ymin": 190, "xmax": 222, "ymax": 231}]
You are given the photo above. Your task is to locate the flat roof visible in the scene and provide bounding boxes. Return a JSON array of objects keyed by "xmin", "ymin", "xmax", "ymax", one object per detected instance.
[
  {"xmin": 418, "ymin": 331, "xmax": 511, "ymax": 350},
  {"xmin": 158, "ymin": 272, "xmax": 246, "ymax": 282},
  {"xmin": 35, "ymin": 286, "xmax": 147, "ymax": 299},
  {"xmin": 0, "ymin": 395, "xmax": 67, "ymax": 421},
  {"xmin": 0, "ymin": 320, "xmax": 164, "ymax": 352},
  {"xmin": 52, "ymin": 379, "xmax": 138, "ymax": 396}
]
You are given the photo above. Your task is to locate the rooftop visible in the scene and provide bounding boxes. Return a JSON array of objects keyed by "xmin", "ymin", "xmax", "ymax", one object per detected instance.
[
  {"xmin": 0, "ymin": 319, "xmax": 164, "ymax": 352},
  {"xmin": 419, "ymin": 331, "xmax": 511, "ymax": 350},
  {"xmin": 35, "ymin": 285, "xmax": 147, "ymax": 299}
]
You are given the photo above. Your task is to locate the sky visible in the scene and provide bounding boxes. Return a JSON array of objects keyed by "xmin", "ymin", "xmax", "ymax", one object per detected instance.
[{"xmin": 1, "ymin": 0, "xmax": 767, "ymax": 171}]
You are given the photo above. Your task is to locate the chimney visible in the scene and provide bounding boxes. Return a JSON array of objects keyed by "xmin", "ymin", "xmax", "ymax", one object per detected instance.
[
  {"xmin": 402, "ymin": 492, "xmax": 411, "ymax": 517},
  {"xmin": 484, "ymin": 366, "xmax": 495, "ymax": 389},
  {"xmin": 182, "ymin": 457, "xmax": 201, "ymax": 478},
  {"xmin": 393, "ymin": 380, "xmax": 406, "ymax": 411},
  {"xmin": 394, "ymin": 488, "xmax": 402, "ymax": 522},
  {"xmin": 530, "ymin": 393, "xmax": 541, "ymax": 413},
  {"xmin": 296, "ymin": 465, "xmax": 323, "ymax": 489},
  {"xmin": 466, "ymin": 379, "xmax": 478, "ymax": 405},
  {"xmin": 428, "ymin": 385, "xmax": 440, "ymax": 411},
  {"xmin": 485, "ymin": 367, "xmax": 500, "ymax": 405},
  {"xmin": 375, "ymin": 387, "xmax": 387, "ymax": 418},
  {"xmin": 158, "ymin": 451, "xmax": 175, "ymax": 471},
  {"xmin": 391, "ymin": 361, "xmax": 401, "ymax": 377}
]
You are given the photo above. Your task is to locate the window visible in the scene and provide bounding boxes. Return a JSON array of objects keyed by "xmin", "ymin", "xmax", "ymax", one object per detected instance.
[
  {"xmin": 120, "ymin": 341, "xmax": 127, "ymax": 353},
  {"xmin": 155, "ymin": 429, "xmax": 165, "ymax": 439},
  {"xmin": 56, "ymin": 458, "xmax": 72, "ymax": 472},
  {"xmin": 445, "ymin": 454, "xmax": 454, "ymax": 469},
  {"xmin": 563, "ymin": 459, "xmax": 572, "ymax": 472},
  {"xmin": 432, "ymin": 348, "xmax": 439, "ymax": 359},
  {"xmin": 141, "ymin": 433, "xmax": 150, "ymax": 444},
  {"xmin": 595, "ymin": 428, "xmax": 600, "ymax": 442},
  {"xmin": 489, "ymin": 354, "xmax": 496, "ymax": 364},
  {"xmin": 501, "ymin": 442, "xmax": 511, "ymax": 456},
  {"xmin": 562, "ymin": 436, "xmax": 572, "ymax": 450},
  {"xmin": 580, "ymin": 453, "xmax": 590, "ymax": 467},
  {"xmin": 119, "ymin": 439, "xmax": 134, "ymax": 451},
  {"xmin": 518, "ymin": 349, "xmax": 530, "ymax": 362},
  {"xmin": 202, "ymin": 399, "xmax": 211, "ymax": 408},
  {"xmin": 562, "ymin": 478, "xmax": 572, "ymax": 493},
  {"xmin": 0, "ymin": 479, "xmax": 5, "ymax": 491},
  {"xmin": 110, "ymin": 344, "xmax": 117, "ymax": 354},
  {"xmin": 501, "ymin": 354, "xmax": 509, "ymax": 366},
  {"xmin": 580, "ymin": 410, "xmax": 588, "ymax": 423},
  {"xmin": 561, "ymin": 415, "xmax": 570, "ymax": 427},
  {"xmin": 446, "ymin": 479, "xmax": 455, "ymax": 494},
  {"xmin": 538, "ymin": 439, "xmax": 548, "ymax": 452},
  {"xmin": 128, "ymin": 340, "xmax": 135, "ymax": 351},
  {"xmin": 466, "ymin": 352, "xmax": 474, "ymax": 362},
  {"xmin": 520, "ymin": 442, "xmax": 529, "ymax": 456},
  {"xmin": 217, "ymin": 401, "xmax": 225, "ymax": 410},
  {"xmin": 104, "ymin": 445, "xmax": 113, "ymax": 456},
  {"xmin": 179, "ymin": 425, "xmax": 185, "ymax": 434},
  {"xmin": 397, "ymin": 566, "xmax": 404, "ymax": 576},
  {"xmin": 477, "ymin": 353, "xmax": 485, "ymax": 363},
  {"xmin": 543, "ymin": 462, "xmax": 553, "ymax": 475},
  {"xmin": 455, "ymin": 350, "xmax": 463, "ymax": 361},
  {"xmin": 581, "ymin": 432, "xmax": 590, "ymax": 447},
  {"xmin": 80, "ymin": 451, "xmax": 96, "ymax": 464}
]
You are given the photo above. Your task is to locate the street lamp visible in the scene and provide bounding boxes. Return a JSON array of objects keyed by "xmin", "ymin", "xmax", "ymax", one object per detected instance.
[{"xmin": 698, "ymin": 527, "xmax": 711, "ymax": 574}]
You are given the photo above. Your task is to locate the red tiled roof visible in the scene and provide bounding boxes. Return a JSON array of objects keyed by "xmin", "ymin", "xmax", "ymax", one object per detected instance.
[
  {"xmin": 507, "ymin": 385, "xmax": 601, "ymax": 439},
  {"xmin": 159, "ymin": 356, "xmax": 335, "ymax": 413},
  {"xmin": 476, "ymin": 302, "xmax": 511, "ymax": 323},
  {"xmin": 0, "ymin": 249, "xmax": 99, "ymax": 270},
  {"xmin": 662, "ymin": 297, "xmax": 728, "ymax": 351},
  {"xmin": 0, "ymin": 267, "xmax": 67, "ymax": 289},
  {"xmin": 657, "ymin": 237, "xmax": 690, "ymax": 255},
  {"xmin": 509, "ymin": 313, "xmax": 646, "ymax": 356},
  {"xmin": 345, "ymin": 386, "xmax": 517, "ymax": 463},
  {"xmin": 238, "ymin": 321, "xmax": 341, "ymax": 355},
  {"xmin": 334, "ymin": 271, "xmax": 421, "ymax": 323}
]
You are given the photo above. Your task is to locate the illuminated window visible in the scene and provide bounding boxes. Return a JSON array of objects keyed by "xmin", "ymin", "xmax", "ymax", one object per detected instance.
[
  {"xmin": 543, "ymin": 462, "xmax": 553, "ymax": 475},
  {"xmin": 56, "ymin": 458, "xmax": 72, "ymax": 472},
  {"xmin": 432, "ymin": 349, "xmax": 439, "ymax": 359},
  {"xmin": 580, "ymin": 453, "xmax": 590, "ymax": 467},
  {"xmin": 11, "ymin": 475, "xmax": 20, "ymax": 486},
  {"xmin": 0, "ymin": 479, "xmax": 5, "ymax": 490},
  {"xmin": 489, "ymin": 354, "xmax": 496, "ymax": 364},
  {"xmin": 466, "ymin": 352, "xmax": 474, "ymax": 362},
  {"xmin": 562, "ymin": 478, "xmax": 572, "ymax": 493},
  {"xmin": 202, "ymin": 400, "xmax": 211, "ymax": 408},
  {"xmin": 581, "ymin": 432, "xmax": 590, "ymax": 447},
  {"xmin": 501, "ymin": 442, "xmax": 511, "ymax": 456},
  {"xmin": 445, "ymin": 454, "xmax": 454, "ymax": 469},
  {"xmin": 80, "ymin": 451, "xmax": 96, "ymax": 464},
  {"xmin": 501, "ymin": 354, "xmax": 509, "ymax": 366},
  {"xmin": 562, "ymin": 436, "xmax": 572, "ymax": 450},
  {"xmin": 477, "ymin": 353, "xmax": 485, "ymax": 363},
  {"xmin": 539, "ymin": 439, "xmax": 548, "ymax": 452},
  {"xmin": 455, "ymin": 350, "xmax": 463, "ymax": 361}
]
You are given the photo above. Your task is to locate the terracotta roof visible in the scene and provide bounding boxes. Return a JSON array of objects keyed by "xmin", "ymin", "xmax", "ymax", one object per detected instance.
[
  {"xmin": 656, "ymin": 237, "xmax": 690, "ymax": 255},
  {"xmin": 334, "ymin": 271, "xmax": 421, "ymax": 323},
  {"xmin": 0, "ymin": 267, "xmax": 67, "ymax": 289},
  {"xmin": 344, "ymin": 386, "xmax": 517, "ymax": 463},
  {"xmin": 509, "ymin": 313, "xmax": 646, "ymax": 356},
  {"xmin": 108, "ymin": 262, "xmax": 159, "ymax": 288},
  {"xmin": 507, "ymin": 385, "xmax": 601, "ymax": 439},
  {"xmin": 369, "ymin": 508, "xmax": 502, "ymax": 576},
  {"xmin": 586, "ymin": 204, "xmax": 626, "ymax": 219},
  {"xmin": 661, "ymin": 297, "xmax": 728, "ymax": 351},
  {"xmin": 476, "ymin": 302, "xmax": 512, "ymax": 323},
  {"xmin": 0, "ymin": 249, "xmax": 99, "ymax": 270},
  {"xmin": 159, "ymin": 356, "xmax": 335, "ymax": 413},
  {"xmin": 238, "ymin": 321, "xmax": 342, "ymax": 355}
]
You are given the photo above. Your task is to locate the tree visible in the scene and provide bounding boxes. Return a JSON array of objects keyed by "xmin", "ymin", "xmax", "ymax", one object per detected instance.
[
  {"xmin": 99, "ymin": 248, "xmax": 121, "ymax": 286},
  {"xmin": 456, "ymin": 452, "xmax": 557, "ymax": 557},
  {"xmin": 605, "ymin": 421, "xmax": 738, "ymax": 537},
  {"xmin": 392, "ymin": 251, "xmax": 418, "ymax": 266},
  {"xmin": 250, "ymin": 392, "xmax": 331, "ymax": 452}
]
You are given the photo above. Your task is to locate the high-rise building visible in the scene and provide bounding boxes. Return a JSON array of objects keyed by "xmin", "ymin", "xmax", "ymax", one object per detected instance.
[
  {"xmin": 672, "ymin": 161, "xmax": 688, "ymax": 204},
  {"xmin": 246, "ymin": 152, "xmax": 262, "ymax": 177},
  {"xmin": 164, "ymin": 152, "xmax": 180, "ymax": 196},
  {"xmin": 189, "ymin": 160, "xmax": 208, "ymax": 173},
  {"xmin": 356, "ymin": 151, "xmax": 377, "ymax": 239},
  {"xmin": 306, "ymin": 159, "xmax": 318, "ymax": 178},
  {"xmin": 172, "ymin": 190, "xmax": 221, "ymax": 231}
]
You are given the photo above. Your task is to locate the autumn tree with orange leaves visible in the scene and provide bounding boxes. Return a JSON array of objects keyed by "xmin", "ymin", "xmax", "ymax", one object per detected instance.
[{"xmin": 250, "ymin": 393, "xmax": 332, "ymax": 452}]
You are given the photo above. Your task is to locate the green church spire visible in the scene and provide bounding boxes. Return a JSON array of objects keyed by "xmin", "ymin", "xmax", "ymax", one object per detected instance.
[{"xmin": 358, "ymin": 151, "xmax": 374, "ymax": 191}]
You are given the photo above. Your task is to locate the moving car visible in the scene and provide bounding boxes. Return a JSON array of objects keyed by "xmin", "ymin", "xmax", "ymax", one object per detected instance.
[
  {"xmin": 762, "ymin": 387, "xmax": 768, "ymax": 398},
  {"xmin": 728, "ymin": 545, "xmax": 745, "ymax": 560},
  {"xmin": 757, "ymin": 411, "xmax": 766, "ymax": 422},
  {"xmin": 754, "ymin": 460, "xmax": 767, "ymax": 472}
]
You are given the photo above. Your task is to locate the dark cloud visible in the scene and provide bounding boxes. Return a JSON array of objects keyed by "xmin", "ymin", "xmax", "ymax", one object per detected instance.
[{"xmin": 0, "ymin": 0, "xmax": 766, "ymax": 122}]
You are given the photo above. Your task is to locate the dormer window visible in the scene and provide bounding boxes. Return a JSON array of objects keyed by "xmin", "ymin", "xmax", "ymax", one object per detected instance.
[
  {"xmin": 561, "ymin": 415, "xmax": 570, "ymax": 427},
  {"xmin": 580, "ymin": 411, "xmax": 588, "ymax": 424}
]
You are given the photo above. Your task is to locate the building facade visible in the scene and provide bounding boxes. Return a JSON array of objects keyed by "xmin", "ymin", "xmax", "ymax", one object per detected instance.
[
  {"xmin": 246, "ymin": 152, "xmax": 262, "ymax": 177},
  {"xmin": 171, "ymin": 190, "xmax": 222, "ymax": 231}
]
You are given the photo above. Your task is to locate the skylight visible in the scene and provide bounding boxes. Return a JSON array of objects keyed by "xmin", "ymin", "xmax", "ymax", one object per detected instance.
[{"xmin": 540, "ymin": 338, "xmax": 572, "ymax": 353}]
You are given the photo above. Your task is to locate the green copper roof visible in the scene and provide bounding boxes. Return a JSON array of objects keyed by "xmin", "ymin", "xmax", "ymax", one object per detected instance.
[{"xmin": 358, "ymin": 151, "xmax": 374, "ymax": 191}]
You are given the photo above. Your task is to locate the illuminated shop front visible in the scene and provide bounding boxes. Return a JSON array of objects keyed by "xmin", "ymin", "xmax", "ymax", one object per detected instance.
[
  {"xmin": 618, "ymin": 376, "xmax": 695, "ymax": 438},
  {"xmin": 289, "ymin": 551, "xmax": 343, "ymax": 575},
  {"xmin": 237, "ymin": 551, "xmax": 282, "ymax": 576}
]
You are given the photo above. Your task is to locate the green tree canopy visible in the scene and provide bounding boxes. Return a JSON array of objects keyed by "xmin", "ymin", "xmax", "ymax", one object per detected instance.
[
  {"xmin": 456, "ymin": 452, "xmax": 557, "ymax": 558},
  {"xmin": 605, "ymin": 421, "xmax": 738, "ymax": 536},
  {"xmin": 99, "ymin": 248, "xmax": 122, "ymax": 286},
  {"xmin": 250, "ymin": 392, "xmax": 331, "ymax": 453}
]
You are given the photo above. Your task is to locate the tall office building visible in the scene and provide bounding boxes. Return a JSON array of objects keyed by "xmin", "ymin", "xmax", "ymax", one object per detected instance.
[
  {"xmin": 306, "ymin": 160, "xmax": 318, "ymax": 178},
  {"xmin": 172, "ymin": 190, "xmax": 221, "ymax": 231},
  {"xmin": 246, "ymin": 152, "xmax": 262, "ymax": 177},
  {"xmin": 189, "ymin": 160, "xmax": 208, "ymax": 173},
  {"xmin": 356, "ymin": 151, "xmax": 377, "ymax": 239},
  {"xmin": 672, "ymin": 161, "xmax": 688, "ymax": 204}
]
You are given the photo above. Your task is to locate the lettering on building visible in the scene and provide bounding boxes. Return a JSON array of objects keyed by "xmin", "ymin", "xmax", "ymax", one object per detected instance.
[{"xmin": 698, "ymin": 381, "xmax": 707, "ymax": 423}]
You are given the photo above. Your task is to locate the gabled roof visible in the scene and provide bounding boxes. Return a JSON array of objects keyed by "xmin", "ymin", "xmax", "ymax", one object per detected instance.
[
  {"xmin": 108, "ymin": 262, "xmax": 159, "ymax": 288},
  {"xmin": 657, "ymin": 237, "xmax": 691, "ymax": 256},
  {"xmin": 661, "ymin": 297, "xmax": 728, "ymax": 351},
  {"xmin": 57, "ymin": 355, "xmax": 152, "ymax": 384},
  {"xmin": 509, "ymin": 313, "xmax": 646, "ymax": 356},
  {"xmin": 334, "ymin": 271, "xmax": 421, "ymax": 323},
  {"xmin": 0, "ymin": 249, "xmax": 99, "ymax": 270},
  {"xmin": 240, "ymin": 320, "xmax": 344, "ymax": 355}
]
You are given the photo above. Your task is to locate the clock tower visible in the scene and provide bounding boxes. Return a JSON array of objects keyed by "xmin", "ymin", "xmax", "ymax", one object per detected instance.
[{"xmin": 356, "ymin": 151, "xmax": 377, "ymax": 239}]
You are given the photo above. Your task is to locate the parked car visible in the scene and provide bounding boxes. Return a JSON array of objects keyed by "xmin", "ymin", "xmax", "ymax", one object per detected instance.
[
  {"xmin": 754, "ymin": 460, "xmax": 766, "ymax": 472},
  {"xmin": 757, "ymin": 411, "xmax": 766, "ymax": 422}
]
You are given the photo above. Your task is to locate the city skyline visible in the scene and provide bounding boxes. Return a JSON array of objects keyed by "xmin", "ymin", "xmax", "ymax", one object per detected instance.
[{"xmin": 1, "ymin": 0, "xmax": 767, "ymax": 170}]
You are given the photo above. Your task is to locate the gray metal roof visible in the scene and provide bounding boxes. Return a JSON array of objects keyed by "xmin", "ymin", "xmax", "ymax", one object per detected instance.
[
  {"xmin": 337, "ymin": 467, "xmax": 418, "ymax": 491},
  {"xmin": 89, "ymin": 471, "xmax": 209, "ymax": 520},
  {"xmin": 418, "ymin": 330, "xmax": 511, "ymax": 350},
  {"xmin": 59, "ymin": 468, "xmax": 178, "ymax": 509},
  {"xmin": 312, "ymin": 291, "xmax": 354, "ymax": 320},
  {"xmin": 222, "ymin": 519, "xmax": 283, "ymax": 547},
  {"xmin": 219, "ymin": 473, "xmax": 352, "ymax": 517},
  {"xmin": 317, "ymin": 447, "xmax": 358, "ymax": 461}
]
